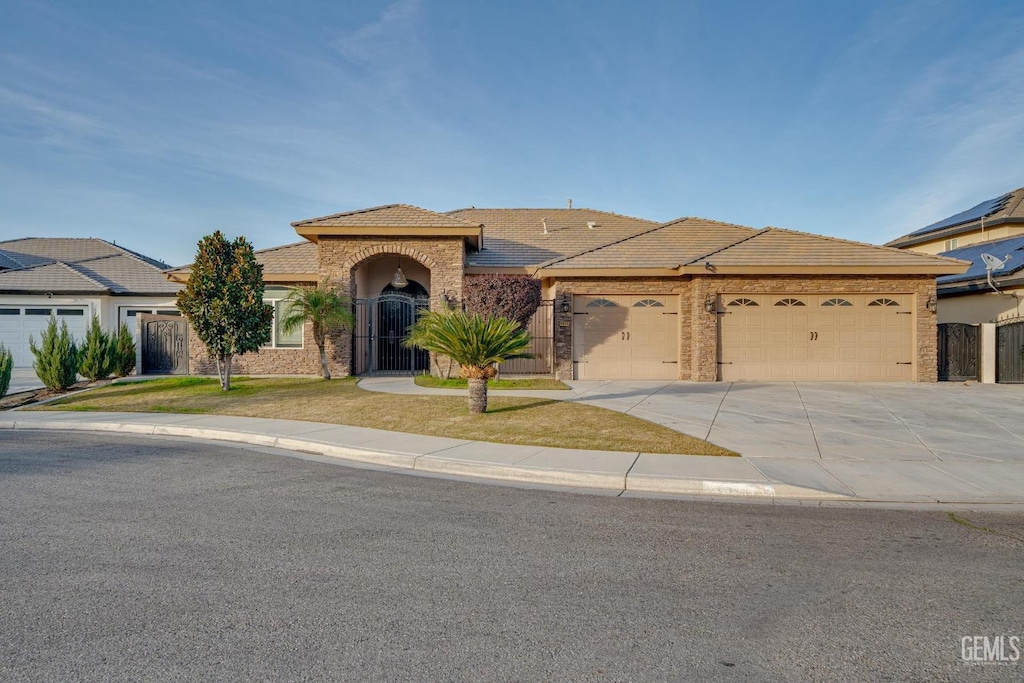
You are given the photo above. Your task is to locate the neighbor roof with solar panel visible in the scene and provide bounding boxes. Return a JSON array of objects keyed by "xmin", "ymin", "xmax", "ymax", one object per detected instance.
[{"xmin": 886, "ymin": 187, "xmax": 1024, "ymax": 248}]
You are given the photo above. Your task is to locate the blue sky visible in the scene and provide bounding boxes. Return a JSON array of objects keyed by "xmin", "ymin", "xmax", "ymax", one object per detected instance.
[{"xmin": 2, "ymin": 0, "xmax": 1023, "ymax": 267}]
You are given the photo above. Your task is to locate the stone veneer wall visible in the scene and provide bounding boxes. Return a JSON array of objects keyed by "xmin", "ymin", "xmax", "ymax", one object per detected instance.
[
  {"xmin": 551, "ymin": 278, "xmax": 692, "ymax": 380},
  {"xmin": 688, "ymin": 275, "xmax": 939, "ymax": 382},
  {"xmin": 317, "ymin": 236, "xmax": 465, "ymax": 376},
  {"xmin": 187, "ymin": 319, "xmax": 323, "ymax": 375}
]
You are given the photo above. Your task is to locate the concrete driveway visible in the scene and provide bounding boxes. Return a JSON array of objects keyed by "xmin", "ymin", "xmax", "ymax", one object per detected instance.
[{"xmin": 7, "ymin": 368, "xmax": 43, "ymax": 394}]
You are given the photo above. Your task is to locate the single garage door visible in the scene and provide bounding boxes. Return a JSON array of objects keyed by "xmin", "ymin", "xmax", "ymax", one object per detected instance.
[
  {"xmin": 718, "ymin": 294, "xmax": 914, "ymax": 381},
  {"xmin": 573, "ymin": 295, "xmax": 679, "ymax": 380},
  {"xmin": 0, "ymin": 306, "xmax": 88, "ymax": 367}
]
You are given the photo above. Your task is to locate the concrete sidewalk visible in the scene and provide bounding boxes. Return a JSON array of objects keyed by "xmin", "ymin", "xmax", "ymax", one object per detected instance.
[{"xmin": 4, "ymin": 409, "xmax": 1024, "ymax": 507}]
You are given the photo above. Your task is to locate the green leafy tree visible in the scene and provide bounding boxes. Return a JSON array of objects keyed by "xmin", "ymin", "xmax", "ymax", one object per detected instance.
[
  {"xmin": 404, "ymin": 307, "xmax": 533, "ymax": 414},
  {"xmin": 30, "ymin": 316, "xmax": 79, "ymax": 392},
  {"xmin": 0, "ymin": 343, "xmax": 12, "ymax": 398},
  {"xmin": 280, "ymin": 280, "xmax": 354, "ymax": 380},
  {"xmin": 176, "ymin": 231, "xmax": 273, "ymax": 390},
  {"xmin": 111, "ymin": 323, "xmax": 136, "ymax": 377},
  {"xmin": 78, "ymin": 315, "xmax": 114, "ymax": 381}
]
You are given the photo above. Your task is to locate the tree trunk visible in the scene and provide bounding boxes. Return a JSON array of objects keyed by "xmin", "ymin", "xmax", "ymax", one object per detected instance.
[
  {"xmin": 222, "ymin": 353, "xmax": 232, "ymax": 391},
  {"xmin": 467, "ymin": 377, "xmax": 488, "ymax": 414},
  {"xmin": 319, "ymin": 342, "xmax": 331, "ymax": 380}
]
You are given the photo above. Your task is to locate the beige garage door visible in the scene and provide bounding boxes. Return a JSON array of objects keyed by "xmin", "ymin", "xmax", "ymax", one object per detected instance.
[
  {"xmin": 573, "ymin": 295, "xmax": 679, "ymax": 380},
  {"xmin": 718, "ymin": 294, "xmax": 914, "ymax": 381}
]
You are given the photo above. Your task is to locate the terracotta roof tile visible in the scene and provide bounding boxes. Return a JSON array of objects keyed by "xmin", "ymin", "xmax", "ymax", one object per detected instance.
[{"xmin": 292, "ymin": 204, "xmax": 481, "ymax": 229}]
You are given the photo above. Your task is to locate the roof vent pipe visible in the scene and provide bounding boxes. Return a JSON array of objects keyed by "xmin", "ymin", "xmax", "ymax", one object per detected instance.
[
  {"xmin": 567, "ymin": 198, "xmax": 572, "ymax": 209},
  {"xmin": 586, "ymin": 221, "xmax": 596, "ymax": 230},
  {"xmin": 542, "ymin": 218, "xmax": 548, "ymax": 235}
]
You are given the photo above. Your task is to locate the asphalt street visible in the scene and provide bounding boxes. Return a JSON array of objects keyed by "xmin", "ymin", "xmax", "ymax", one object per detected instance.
[{"xmin": 1, "ymin": 431, "xmax": 1022, "ymax": 682}]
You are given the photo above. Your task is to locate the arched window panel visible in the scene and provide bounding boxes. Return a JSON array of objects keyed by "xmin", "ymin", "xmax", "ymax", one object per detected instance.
[
  {"xmin": 822, "ymin": 298, "xmax": 853, "ymax": 307},
  {"xmin": 774, "ymin": 298, "xmax": 806, "ymax": 307},
  {"xmin": 586, "ymin": 298, "xmax": 617, "ymax": 308},
  {"xmin": 868, "ymin": 298, "xmax": 900, "ymax": 307},
  {"xmin": 633, "ymin": 299, "xmax": 665, "ymax": 308},
  {"xmin": 727, "ymin": 298, "xmax": 759, "ymax": 307}
]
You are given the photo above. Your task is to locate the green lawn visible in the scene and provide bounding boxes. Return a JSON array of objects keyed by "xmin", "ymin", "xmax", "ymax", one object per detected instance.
[
  {"xmin": 32, "ymin": 376, "xmax": 736, "ymax": 456},
  {"xmin": 413, "ymin": 375, "xmax": 570, "ymax": 390}
]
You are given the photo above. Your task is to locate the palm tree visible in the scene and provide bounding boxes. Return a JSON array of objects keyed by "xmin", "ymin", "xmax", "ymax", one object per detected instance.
[
  {"xmin": 280, "ymin": 280, "xmax": 355, "ymax": 380},
  {"xmin": 404, "ymin": 307, "xmax": 533, "ymax": 414}
]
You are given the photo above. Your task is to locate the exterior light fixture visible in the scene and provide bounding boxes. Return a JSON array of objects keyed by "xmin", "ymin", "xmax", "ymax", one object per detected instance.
[
  {"xmin": 704, "ymin": 295, "xmax": 717, "ymax": 314},
  {"xmin": 391, "ymin": 255, "xmax": 408, "ymax": 289},
  {"xmin": 561, "ymin": 295, "xmax": 571, "ymax": 313},
  {"xmin": 926, "ymin": 295, "xmax": 937, "ymax": 313}
]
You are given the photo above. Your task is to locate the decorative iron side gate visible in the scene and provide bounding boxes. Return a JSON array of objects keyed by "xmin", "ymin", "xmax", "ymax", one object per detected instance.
[
  {"xmin": 502, "ymin": 300, "xmax": 554, "ymax": 375},
  {"xmin": 996, "ymin": 317, "xmax": 1024, "ymax": 383},
  {"xmin": 353, "ymin": 294, "xmax": 429, "ymax": 375},
  {"xmin": 139, "ymin": 314, "xmax": 189, "ymax": 375},
  {"xmin": 937, "ymin": 323, "xmax": 978, "ymax": 381}
]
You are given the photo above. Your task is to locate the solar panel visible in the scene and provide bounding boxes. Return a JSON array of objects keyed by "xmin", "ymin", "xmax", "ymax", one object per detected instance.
[
  {"xmin": 937, "ymin": 234, "xmax": 1024, "ymax": 284},
  {"xmin": 908, "ymin": 192, "xmax": 1012, "ymax": 237}
]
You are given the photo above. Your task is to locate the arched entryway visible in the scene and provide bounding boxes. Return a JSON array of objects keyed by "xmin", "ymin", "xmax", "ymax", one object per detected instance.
[{"xmin": 351, "ymin": 253, "xmax": 432, "ymax": 375}]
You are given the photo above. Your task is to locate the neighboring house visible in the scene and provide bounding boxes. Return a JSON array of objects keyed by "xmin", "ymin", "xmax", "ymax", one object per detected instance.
[
  {"xmin": 167, "ymin": 204, "xmax": 966, "ymax": 382},
  {"xmin": 0, "ymin": 238, "xmax": 181, "ymax": 367},
  {"xmin": 887, "ymin": 187, "xmax": 1024, "ymax": 324}
]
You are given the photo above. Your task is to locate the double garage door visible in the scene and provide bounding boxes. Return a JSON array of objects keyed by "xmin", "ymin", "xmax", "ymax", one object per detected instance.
[
  {"xmin": 0, "ymin": 306, "xmax": 87, "ymax": 367},
  {"xmin": 573, "ymin": 295, "xmax": 679, "ymax": 380},
  {"xmin": 718, "ymin": 293, "xmax": 914, "ymax": 381}
]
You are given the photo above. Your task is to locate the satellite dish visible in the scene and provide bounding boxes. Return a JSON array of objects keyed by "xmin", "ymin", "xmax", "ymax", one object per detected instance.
[
  {"xmin": 981, "ymin": 253, "xmax": 1010, "ymax": 271},
  {"xmin": 980, "ymin": 253, "xmax": 1012, "ymax": 294}
]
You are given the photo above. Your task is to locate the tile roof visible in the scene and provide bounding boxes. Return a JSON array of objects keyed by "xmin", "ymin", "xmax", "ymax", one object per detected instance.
[
  {"xmin": 936, "ymin": 234, "xmax": 1024, "ymax": 286},
  {"xmin": 0, "ymin": 238, "xmax": 178, "ymax": 295},
  {"xmin": 702, "ymin": 227, "xmax": 968, "ymax": 269},
  {"xmin": 292, "ymin": 204, "xmax": 482, "ymax": 229},
  {"xmin": 166, "ymin": 241, "xmax": 318, "ymax": 279},
  {"xmin": 536, "ymin": 217, "xmax": 755, "ymax": 269},
  {"xmin": 447, "ymin": 208, "xmax": 659, "ymax": 268},
  {"xmin": 887, "ymin": 186, "xmax": 1024, "ymax": 247}
]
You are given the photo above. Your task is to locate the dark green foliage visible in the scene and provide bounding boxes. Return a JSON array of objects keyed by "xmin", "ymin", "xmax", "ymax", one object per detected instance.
[
  {"xmin": 78, "ymin": 315, "xmax": 114, "ymax": 381},
  {"xmin": 0, "ymin": 343, "xmax": 11, "ymax": 398},
  {"xmin": 30, "ymin": 316, "xmax": 79, "ymax": 392},
  {"xmin": 112, "ymin": 323, "xmax": 136, "ymax": 377},
  {"xmin": 176, "ymin": 231, "xmax": 273, "ymax": 390},
  {"xmin": 462, "ymin": 275, "xmax": 542, "ymax": 328}
]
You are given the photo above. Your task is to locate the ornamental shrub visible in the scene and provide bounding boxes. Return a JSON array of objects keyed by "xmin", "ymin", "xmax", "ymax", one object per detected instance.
[
  {"xmin": 30, "ymin": 316, "xmax": 79, "ymax": 392},
  {"xmin": 112, "ymin": 323, "xmax": 137, "ymax": 377},
  {"xmin": 78, "ymin": 315, "xmax": 114, "ymax": 381},
  {"xmin": 0, "ymin": 343, "xmax": 12, "ymax": 398},
  {"xmin": 462, "ymin": 275, "xmax": 542, "ymax": 329}
]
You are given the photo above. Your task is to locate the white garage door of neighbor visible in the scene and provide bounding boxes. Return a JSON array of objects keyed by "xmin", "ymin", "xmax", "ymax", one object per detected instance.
[
  {"xmin": 0, "ymin": 306, "xmax": 88, "ymax": 367},
  {"xmin": 718, "ymin": 293, "xmax": 914, "ymax": 381},
  {"xmin": 572, "ymin": 295, "xmax": 679, "ymax": 380}
]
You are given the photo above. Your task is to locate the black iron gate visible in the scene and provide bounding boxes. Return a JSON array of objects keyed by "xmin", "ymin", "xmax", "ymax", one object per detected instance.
[
  {"xmin": 996, "ymin": 317, "xmax": 1024, "ymax": 383},
  {"xmin": 937, "ymin": 323, "xmax": 979, "ymax": 381},
  {"xmin": 139, "ymin": 313, "xmax": 189, "ymax": 375},
  {"xmin": 353, "ymin": 293, "xmax": 429, "ymax": 375}
]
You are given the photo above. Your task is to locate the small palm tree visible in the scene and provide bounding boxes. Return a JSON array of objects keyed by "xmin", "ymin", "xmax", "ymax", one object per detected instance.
[
  {"xmin": 281, "ymin": 280, "xmax": 354, "ymax": 380},
  {"xmin": 404, "ymin": 307, "xmax": 533, "ymax": 414}
]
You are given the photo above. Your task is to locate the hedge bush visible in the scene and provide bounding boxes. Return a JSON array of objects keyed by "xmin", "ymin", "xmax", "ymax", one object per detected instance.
[{"xmin": 30, "ymin": 316, "xmax": 79, "ymax": 392}]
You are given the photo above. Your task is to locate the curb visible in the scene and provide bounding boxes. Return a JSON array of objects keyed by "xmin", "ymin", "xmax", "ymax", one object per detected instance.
[{"xmin": 1, "ymin": 417, "xmax": 851, "ymax": 501}]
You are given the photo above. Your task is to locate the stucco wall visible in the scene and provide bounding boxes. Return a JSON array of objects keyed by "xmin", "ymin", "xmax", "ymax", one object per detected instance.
[{"xmin": 938, "ymin": 289, "xmax": 1024, "ymax": 324}]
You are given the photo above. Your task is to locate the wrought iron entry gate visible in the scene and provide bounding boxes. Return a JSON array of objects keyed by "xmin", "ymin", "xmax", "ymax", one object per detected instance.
[
  {"xmin": 139, "ymin": 313, "xmax": 189, "ymax": 375},
  {"xmin": 996, "ymin": 317, "xmax": 1024, "ymax": 383},
  {"xmin": 353, "ymin": 294, "xmax": 429, "ymax": 375},
  {"xmin": 937, "ymin": 323, "xmax": 978, "ymax": 381}
]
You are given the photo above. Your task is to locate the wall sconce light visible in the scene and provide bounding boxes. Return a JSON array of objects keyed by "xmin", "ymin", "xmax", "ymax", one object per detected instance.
[
  {"xmin": 704, "ymin": 295, "xmax": 717, "ymax": 314},
  {"xmin": 441, "ymin": 291, "xmax": 457, "ymax": 308},
  {"xmin": 926, "ymin": 295, "xmax": 937, "ymax": 313},
  {"xmin": 560, "ymin": 295, "xmax": 571, "ymax": 314}
]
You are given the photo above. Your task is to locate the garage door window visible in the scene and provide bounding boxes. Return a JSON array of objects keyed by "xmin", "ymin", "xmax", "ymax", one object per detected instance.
[
  {"xmin": 774, "ymin": 298, "xmax": 806, "ymax": 306},
  {"xmin": 56, "ymin": 309, "xmax": 84, "ymax": 316},
  {"xmin": 0, "ymin": 309, "xmax": 18, "ymax": 316},
  {"xmin": 822, "ymin": 298, "xmax": 853, "ymax": 307},
  {"xmin": 868, "ymin": 298, "xmax": 900, "ymax": 307},
  {"xmin": 586, "ymin": 298, "xmax": 617, "ymax": 308},
  {"xmin": 727, "ymin": 298, "xmax": 758, "ymax": 307},
  {"xmin": 633, "ymin": 299, "xmax": 664, "ymax": 307},
  {"xmin": 26, "ymin": 309, "xmax": 51, "ymax": 316}
]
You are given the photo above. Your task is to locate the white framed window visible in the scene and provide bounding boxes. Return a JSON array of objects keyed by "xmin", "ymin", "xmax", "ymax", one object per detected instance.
[
  {"xmin": 264, "ymin": 287, "xmax": 303, "ymax": 349},
  {"xmin": 944, "ymin": 238, "xmax": 958, "ymax": 251}
]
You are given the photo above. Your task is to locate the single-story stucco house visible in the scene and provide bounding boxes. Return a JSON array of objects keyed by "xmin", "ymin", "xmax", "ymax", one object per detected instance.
[
  {"xmin": 0, "ymin": 238, "xmax": 181, "ymax": 367},
  {"xmin": 167, "ymin": 204, "xmax": 968, "ymax": 382}
]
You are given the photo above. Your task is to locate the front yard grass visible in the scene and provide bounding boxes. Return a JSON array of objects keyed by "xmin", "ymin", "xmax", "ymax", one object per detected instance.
[
  {"xmin": 414, "ymin": 375, "xmax": 570, "ymax": 390},
  {"xmin": 31, "ymin": 377, "xmax": 736, "ymax": 456}
]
